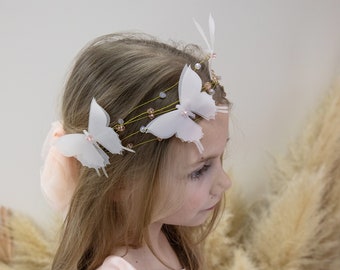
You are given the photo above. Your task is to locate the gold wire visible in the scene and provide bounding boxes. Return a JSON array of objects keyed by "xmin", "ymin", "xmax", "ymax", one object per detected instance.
[
  {"xmin": 126, "ymin": 81, "xmax": 179, "ymax": 114},
  {"xmin": 114, "ymin": 100, "xmax": 179, "ymax": 128},
  {"xmin": 120, "ymin": 104, "xmax": 179, "ymax": 142},
  {"xmin": 113, "ymin": 57, "xmax": 215, "ymax": 130},
  {"xmin": 121, "ymin": 130, "xmax": 140, "ymax": 142},
  {"xmin": 112, "ymin": 82, "xmax": 180, "ymax": 131},
  {"xmin": 122, "ymin": 100, "xmax": 179, "ymax": 126},
  {"xmin": 132, "ymin": 138, "xmax": 160, "ymax": 149},
  {"xmin": 112, "ymin": 57, "xmax": 220, "ymax": 148}
]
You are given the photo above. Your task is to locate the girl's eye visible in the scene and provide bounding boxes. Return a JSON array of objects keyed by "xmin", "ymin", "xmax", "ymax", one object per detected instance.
[{"xmin": 190, "ymin": 164, "xmax": 211, "ymax": 180}]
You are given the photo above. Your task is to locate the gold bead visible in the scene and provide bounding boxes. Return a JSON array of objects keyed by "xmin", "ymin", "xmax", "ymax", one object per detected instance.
[
  {"xmin": 147, "ymin": 108, "xmax": 155, "ymax": 119},
  {"xmin": 203, "ymin": 82, "xmax": 212, "ymax": 91},
  {"xmin": 116, "ymin": 124, "xmax": 125, "ymax": 132}
]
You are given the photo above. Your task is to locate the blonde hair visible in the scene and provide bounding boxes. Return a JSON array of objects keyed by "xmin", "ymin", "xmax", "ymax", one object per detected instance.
[{"xmin": 52, "ymin": 33, "xmax": 229, "ymax": 270}]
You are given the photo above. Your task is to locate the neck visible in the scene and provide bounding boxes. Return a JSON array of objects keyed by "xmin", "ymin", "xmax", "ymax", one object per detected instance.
[
  {"xmin": 116, "ymin": 222, "xmax": 183, "ymax": 269},
  {"xmin": 147, "ymin": 222, "xmax": 165, "ymax": 250},
  {"xmin": 146, "ymin": 222, "xmax": 183, "ymax": 269}
]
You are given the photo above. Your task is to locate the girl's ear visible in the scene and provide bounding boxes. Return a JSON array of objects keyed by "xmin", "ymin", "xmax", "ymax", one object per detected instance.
[{"xmin": 40, "ymin": 122, "xmax": 79, "ymax": 217}]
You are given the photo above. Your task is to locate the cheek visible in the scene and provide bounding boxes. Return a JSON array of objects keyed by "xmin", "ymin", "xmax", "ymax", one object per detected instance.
[
  {"xmin": 157, "ymin": 182, "xmax": 212, "ymax": 225},
  {"xmin": 183, "ymin": 183, "xmax": 210, "ymax": 210}
]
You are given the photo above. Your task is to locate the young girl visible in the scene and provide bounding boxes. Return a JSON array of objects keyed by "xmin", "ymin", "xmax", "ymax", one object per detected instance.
[{"xmin": 42, "ymin": 25, "xmax": 231, "ymax": 270}]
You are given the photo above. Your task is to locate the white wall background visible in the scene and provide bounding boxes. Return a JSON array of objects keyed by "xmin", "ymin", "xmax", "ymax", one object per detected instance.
[{"xmin": 1, "ymin": 0, "xmax": 340, "ymax": 227}]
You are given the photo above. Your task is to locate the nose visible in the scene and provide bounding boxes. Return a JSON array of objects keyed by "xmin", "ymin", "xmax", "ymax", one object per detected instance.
[{"xmin": 210, "ymin": 166, "xmax": 232, "ymax": 197}]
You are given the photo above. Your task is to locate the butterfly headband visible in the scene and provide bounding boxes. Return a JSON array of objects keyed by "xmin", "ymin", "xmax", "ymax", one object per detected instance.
[{"xmin": 47, "ymin": 15, "xmax": 228, "ymax": 177}]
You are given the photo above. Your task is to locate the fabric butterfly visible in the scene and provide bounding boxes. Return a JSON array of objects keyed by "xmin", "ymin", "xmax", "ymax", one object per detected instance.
[
  {"xmin": 145, "ymin": 65, "xmax": 227, "ymax": 153},
  {"xmin": 56, "ymin": 98, "xmax": 134, "ymax": 177}
]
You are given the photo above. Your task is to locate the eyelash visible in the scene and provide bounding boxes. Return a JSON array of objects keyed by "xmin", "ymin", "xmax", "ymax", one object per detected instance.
[{"xmin": 190, "ymin": 164, "xmax": 211, "ymax": 180}]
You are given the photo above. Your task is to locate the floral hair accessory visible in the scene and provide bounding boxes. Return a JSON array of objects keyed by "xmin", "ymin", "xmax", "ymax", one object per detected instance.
[
  {"xmin": 55, "ymin": 98, "xmax": 134, "ymax": 177},
  {"xmin": 144, "ymin": 65, "xmax": 228, "ymax": 153}
]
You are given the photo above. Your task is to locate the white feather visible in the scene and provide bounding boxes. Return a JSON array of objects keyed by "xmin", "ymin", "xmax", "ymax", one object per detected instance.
[
  {"xmin": 193, "ymin": 14, "xmax": 216, "ymax": 80},
  {"xmin": 209, "ymin": 13, "xmax": 215, "ymax": 51},
  {"xmin": 193, "ymin": 18, "xmax": 212, "ymax": 53}
]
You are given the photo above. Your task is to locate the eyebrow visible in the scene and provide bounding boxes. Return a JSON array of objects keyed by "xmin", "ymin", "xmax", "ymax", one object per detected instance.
[{"xmin": 191, "ymin": 137, "xmax": 230, "ymax": 166}]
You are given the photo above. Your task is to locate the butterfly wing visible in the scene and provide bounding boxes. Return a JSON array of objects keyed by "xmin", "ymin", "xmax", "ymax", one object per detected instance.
[
  {"xmin": 55, "ymin": 134, "xmax": 109, "ymax": 169},
  {"xmin": 97, "ymin": 127, "xmax": 135, "ymax": 154},
  {"xmin": 176, "ymin": 118, "xmax": 203, "ymax": 143},
  {"xmin": 176, "ymin": 118, "xmax": 204, "ymax": 153},
  {"xmin": 146, "ymin": 110, "xmax": 180, "ymax": 139},
  {"xmin": 88, "ymin": 98, "xmax": 134, "ymax": 154},
  {"xmin": 179, "ymin": 65, "xmax": 216, "ymax": 120},
  {"xmin": 191, "ymin": 91, "xmax": 216, "ymax": 120},
  {"xmin": 88, "ymin": 99, "xmax": 110, "ymax": 132},
  {"xmin": 178, "ymin": 65, "xmax": 201, "ymax": 103},
  {"xmin": 146, "ymin": 109, "xmax": 204, "ymax": 153}
]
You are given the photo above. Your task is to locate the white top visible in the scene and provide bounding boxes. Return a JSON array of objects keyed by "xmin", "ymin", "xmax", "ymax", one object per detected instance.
[
  {"xmin": 96, "ymin": 255, "xmax": 186, "ymax": 270},
  {"xmin": 96, "ymin": 256, "xmax": 136, "ymax": 270}
]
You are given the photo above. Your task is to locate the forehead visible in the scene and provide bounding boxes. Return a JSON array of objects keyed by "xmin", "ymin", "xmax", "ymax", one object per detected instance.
[
  {"xmin": 169, "ymin": 113, "xmax": 229, "ymax": 167},
  {"xmin": 199, "ymin": 112, "xmax": 229, "ymax": 155}
]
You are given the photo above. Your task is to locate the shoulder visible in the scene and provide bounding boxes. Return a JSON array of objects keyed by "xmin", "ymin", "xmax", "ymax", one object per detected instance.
[{"xmin": 96, "ymin": 256, "xmax": 136, "ymax": 270}]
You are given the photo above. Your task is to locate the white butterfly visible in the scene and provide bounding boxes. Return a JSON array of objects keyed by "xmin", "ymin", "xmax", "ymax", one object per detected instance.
[
  {"xmin": 193, "ymin": 13, "xmax": 215, "ymax": 80},
  {"xmin": 55, "ymin": 98, "xmax": 134, "ymax": 176},
  {"xmin": 145, "ymin": 65, "xmax": 219, "ymax": 153}
]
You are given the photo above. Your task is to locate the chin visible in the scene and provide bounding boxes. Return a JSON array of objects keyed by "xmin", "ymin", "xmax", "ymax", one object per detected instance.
[{"xmin": 182, "ymin": 214, "xmax": 211, "ymax": 227}]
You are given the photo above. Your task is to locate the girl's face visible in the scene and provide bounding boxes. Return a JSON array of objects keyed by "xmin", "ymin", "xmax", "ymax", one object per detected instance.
[{"xmin": 158, "ymin": 112, "xmax": 231, "ymax": 227}]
